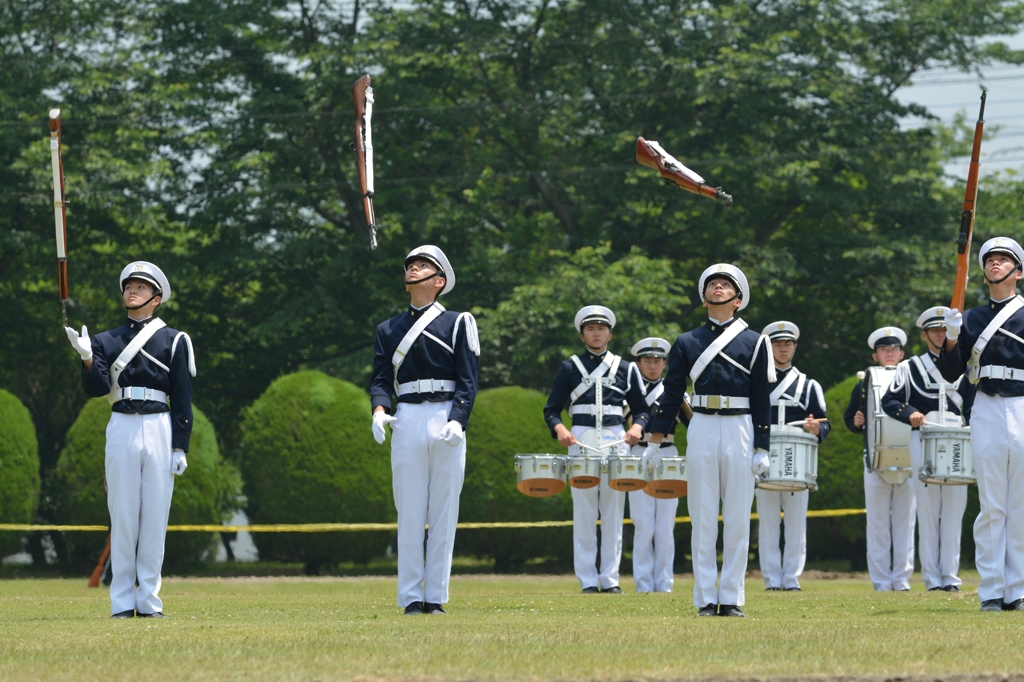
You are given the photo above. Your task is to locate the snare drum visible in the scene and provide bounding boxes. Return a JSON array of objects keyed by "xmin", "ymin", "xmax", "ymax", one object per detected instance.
[
  {"xmin": 919, "ymin": 425, "xmax": 975, "ymax": 485},
  {"xmin": 607, "ymin": 455, "xmax": 647, "ymax": 491},
  {"xmin": 757, "ymin": 425, "xmax": 819, "ymax": 492},
  {"xmin": 514, "ymin": 454, "xmax": 567, "ymax": 497},
  {"xmin": 566, "ymin": 455, "xmax": 603, "ymax": 489},
  {"xmin": 644, "ymin": 456, "xmax": 687, "ymax": 498},
  {"xmin": 865, "ymin": 366, "xmax": 913, "ymax": 485}
]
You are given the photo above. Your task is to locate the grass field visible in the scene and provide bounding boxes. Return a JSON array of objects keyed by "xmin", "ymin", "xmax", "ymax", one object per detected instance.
[{"xmin": 2, "ymin": 571, "xmax": 1022, "ymax": 681}]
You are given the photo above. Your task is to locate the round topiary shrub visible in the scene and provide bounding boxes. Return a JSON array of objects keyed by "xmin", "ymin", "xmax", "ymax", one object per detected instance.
[
  {"xmin": 457, "ymin": 386, "xmax": 572, "ymax": 571},
  {"xmin": 0, "ymin": 389, "xmax": 41, "ymax": 557},
  {"xmin": 52, "ymin": 398, "xmax": 240, "ymax": 566},
  {"xmin": 239, "ymin": 371, "xmax": 393, "ymax": 573}
]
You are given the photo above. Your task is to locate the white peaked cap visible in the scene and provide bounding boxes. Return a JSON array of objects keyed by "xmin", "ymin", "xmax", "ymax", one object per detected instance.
[
  {"xmin": 916, "ymin": 306, "xmax": 949, "ymax": 330},
  {"xmin": 699, "ymin": 263, "xmax": 750, "ymax": 311},
  {"xmin": 575, "ymin": 305, "xmax": 616, "ymax": 331},
  {"xmin": 762, "ymin": 321, "xmax": 800, "ymax": 341},
  {"xmin": 119, "ymin": 262, "xmax": 171, "ymax": 303},
  {"xmin": 405, "ymin": 245, "xmax": 455, "ymax": 295},
  {"xmin": 978, "ymin": 237, "xmax": 1024, "ymax": 270},
  {"xmin": 631, "ymin": 337, "xmax": 671, "ymax": 358},
  {"xmin": 867, "ymin": 326, "xmax": 907, "ymax": 349}
]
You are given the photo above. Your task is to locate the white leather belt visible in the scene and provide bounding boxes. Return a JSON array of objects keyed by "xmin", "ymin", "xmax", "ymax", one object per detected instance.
[
  {"xmin": 978, "ymin": 365, "xmax": 1024, "ymax": 381},
  {"xmin": 692, "ymin": 395, "xmax": 750, "ymax": 410},
  {"xmin": 570, "ymin": 405, "xmax": 624, "ymax": 417},
  {"xmin": 640, "ymin": 434, "xmax": 674, "ymax": 445},
  {"xmin": 114, "ymin": 386, "xmax": 168, "ymax": 403},
  {"xmin": 396, "ymin": 379, "xmax": 456, "ymax": 395}
]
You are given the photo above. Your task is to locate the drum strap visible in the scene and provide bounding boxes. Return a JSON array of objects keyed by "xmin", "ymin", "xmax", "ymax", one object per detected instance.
[
  {"xmin": 107, "ymin": 319, "xmax": 167, "ymax": 405},
  {"xmin": 644, "ymin": 380, "xmax": 665, "ymax": 407},
  {"xmin": 392, "ymin": 302, "xmax": 445, "ymax": 392},
  {"xmin": 970, "ymin": 296, "xmax": 1024, "ymax": 384},
  {"xmin": 769, "ymin": 368, "xmax": 803, "ymax": 407},
  {"xmin": 689, "ymin": 319, "xmax": 748, "ymax": 384},
  {"xmin": 909, "ymin": 355, "xmax": 964, "ymax": 410},
  {"xmin": 569, "ymin": 353, "xmax": 621, "ymax": 404}
]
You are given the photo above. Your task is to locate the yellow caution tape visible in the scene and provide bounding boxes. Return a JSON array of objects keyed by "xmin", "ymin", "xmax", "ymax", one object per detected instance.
[{"xmin": 0, "ymin": 509, "xmax": 866, "ymax": 533}]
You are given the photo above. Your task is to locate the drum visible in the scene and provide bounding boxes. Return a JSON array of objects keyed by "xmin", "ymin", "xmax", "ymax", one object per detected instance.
[
  {"xmin": 919, "ymin": 425, "xmax": 975, "ymax": 485},
  {"xmin": 514, "ymin": 454, "xmax": 567, "ymax": 497},
  {"xmin": 757, "ymin": 425, "xmax": 818, "ymax": 492},
  {"xmin": 566, "ymin": 455, "xmax": 603, "ymax": 489},
  {"xmin": 607, "ymin": 456, "xmax": 647, "ymax": 491},
  {"xmin": 865, "ymin": 366, "xmax": 913, "ymax": 485},
  {"xmin": 644, "ymin": 456, "xmax": 687, "ymax": 498}
]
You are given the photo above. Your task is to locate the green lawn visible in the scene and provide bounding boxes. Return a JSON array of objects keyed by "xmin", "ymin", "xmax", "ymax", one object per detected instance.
[{"xmin": 0, "ymin": 571, "xmax": 1020, "ymax": 681}]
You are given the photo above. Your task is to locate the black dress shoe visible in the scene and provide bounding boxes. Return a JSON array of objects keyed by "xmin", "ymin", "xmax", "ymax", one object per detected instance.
[
  {"xmin": 981, "ymin": 599, "xmax": 1003, "ymax": 612},
  {"xmin": 424, "ymin": 602, "xmax": 448, "ymax": 615},
  {"xmin": 1002, "ymin": 598, "xmax": 1024, "ymax": 611},
  {"xmin": 942, "ymin": 585, "xmax": 960, "ymax": 592},
  {"xmin": 718, "ymin": 604, "xmax": 746, "ymax": 617},
  {"xmin": 927, "ymin": 586, "xmax": 944, "ymax": 592},
  {"xmin": 137, "ymin": 611, "xmax": 166, "ymax": 618},
  {"xmin": 603, "ymin": 586, "xmax": 623, "ymax": 594},
  {"xmin": 765, "ymin": 587, "xmax": 782, "ymax": 591},
  {"xmin": 581, "ymin": 586, "xmax": 600, "ymax": 594},
  {"xmin": 404, "ymin": 602, "xmax": 425, "ymax": 615},
  {"xmin": 784, "ymin": 587, "xmax": 801, "ymax": 592},
  {"xmin": 697, "ymin": 603, "xmax": 718, "ymax": 617},
  {"xmin": 111, "ymin": 610, "xmax": 134, "ymax": 619}
]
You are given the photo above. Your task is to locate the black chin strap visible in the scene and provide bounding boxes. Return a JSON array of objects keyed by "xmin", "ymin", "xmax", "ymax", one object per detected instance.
[
  {"xmin": 984, "ymin": 265, "xmax": 1021, "ymax": 286},
  {"xmin": 405, "ymin": 270, "xmax": 442, "ymax": 286},
  {"xmin": 124, "ymin": 292, "xmax": 160, "ymax": 311},
  {"xmin": 707, "ymin": 293, "xmax": 740, "ymax": 306}
]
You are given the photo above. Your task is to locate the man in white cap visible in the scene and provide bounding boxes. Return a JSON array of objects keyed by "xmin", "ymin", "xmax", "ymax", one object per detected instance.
[
  {"xmin": 627, "ymin": 337, "xmax": 688, "ymax": 593},
  {"xmin": 369, "ymin": 245, "xmax": 480, "ymax": 616},
  {"xmin": 64, "ymin": 262, "xmax": 195, "ymax": 618},
  {"xmin": 843, "ymin": 326, "xmax": 916, "ymax": 592},
  {"xmin": 543, "ymin": 306, "xmax": 650, "ymax": 594},
  {"xmin": 882, "ymin": 307, "xmax": 975, "ymax": 593},
  {"xmin": 756, "ymin": 321, "xmax": 830, "ymax": 592},
  {"xmin": 642, "ymin": 264, "xmax": 774, "ymax": 617},
  {"xmin": 939, "ymin": 237, "xmax": 1024, "ymax": 612}
]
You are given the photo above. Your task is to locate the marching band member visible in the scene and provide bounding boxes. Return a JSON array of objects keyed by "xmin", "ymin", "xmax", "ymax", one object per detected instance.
[
  {"xmin": 643, "ymin": 264, "xmax": 774, "ymax": 617},
  {"xmin": 627, "ymin": 337, "xmax": 686, "ymax": 593},
  {"xmin": 756, "ymin": 322, "xmax": 830, "ymax": 592},
  {"xmin": 939, "ymin": 237, "xmax": 1024, "ymax": 612},
  {"xmin": 369, "ymin": 246, "xmax": 480, "ymax": 616},
  {"xmin": 65, "ymin": 262, "xmax": 195, "ymax": 618},
  {"xmin": 882, "ymin": 307, "xmax": 974, "ymax": 593},
  {"xmin": 543, "ymin": 306, "xmax": 650, "ymax": 594},
  {"xmin": 843, "ymin": 327, "xmax": 916, "ymax": 592}
]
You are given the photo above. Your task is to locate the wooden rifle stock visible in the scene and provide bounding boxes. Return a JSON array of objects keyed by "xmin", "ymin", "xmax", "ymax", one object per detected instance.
[
  {"xmin": 950, "ymin": 91, "xmax": 986, "ymax": 311},
  {"xmin": 636, "ymin": 137, "xmax": 732, "ymax": 205},
  {"xmin": 88, "ymin": 534, "xmax": 111, "ymax": 588},
  {"xmin": 352, "ymin": 75, "xmax": 377, "ymax": 249},
  {"xmin": 49, "ymin": 109, "xmax": 69, "ymax": 326}
]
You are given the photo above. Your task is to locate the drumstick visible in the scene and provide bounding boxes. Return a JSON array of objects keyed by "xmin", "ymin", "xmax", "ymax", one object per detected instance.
[
  {"xmin": 575, "ymin": 439, "xmax": 627, "ymax": 455},
  {"xmin": 784, "ymin": 418, "xmax": 829, "ymax": 426}
]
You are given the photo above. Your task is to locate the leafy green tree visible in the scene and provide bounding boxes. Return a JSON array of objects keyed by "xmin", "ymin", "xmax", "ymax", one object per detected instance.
[{"xmin": 0, "ymin": 389, "xmax": 40, "ymax": 557}]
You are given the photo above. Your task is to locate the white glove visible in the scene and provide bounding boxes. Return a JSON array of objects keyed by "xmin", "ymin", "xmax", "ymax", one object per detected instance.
[
  {"xmin": 641, "ymin": 442, "xmax": 662, "ymax": 470},
  {"xmin": 65, "ymin": 325, "xmax": 93, "ymax": 362},
  {"xmin": 439, "ymin": 420, "xmax": 464, "ymax": 446},
  {"xmin": 171, "ymin": 449, "xmax": 188, "ymax": 476},
  {"xmin": 372, "ymin": 411, "xmax": 397, "ymax": 445},
  {"xmin": 944, "ymin": 308, "xmax": 963, "ymax": 341},
  {"xmin": 752, "ymin": 449, "xmax": 770, "ymax": 476}
]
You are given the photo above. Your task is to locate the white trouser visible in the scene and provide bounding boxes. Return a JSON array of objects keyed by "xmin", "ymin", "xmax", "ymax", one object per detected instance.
[
  {"xmin": 969, "ymin": 393, "xmax": 1024, "ymax": 603},
  {"xmin": 390, "ymin": 401, "xmax": 466, "ymax": 607},
  {"xmin": 756, "ymin": 488, "xmax": 808, "ymax": 590},
  {"xmin": 910, "ymin": 430, "xmax": 967, "ymax": 590},
  {"xmin": 570, "ymin": 424, "xmax": 626, "ymax": 590},
  {"xmin": 629, "ymin": 443, "xmax": 679, "ymax": 593},
  {"xmin": 687, "ymin": 412, "xmax": 755, "ymax": 607},
  {"xmin": 863, "ymin": 467, "xmax": 916, "ymax": 591},
  {"xmin": 105, "ymin": 412, "xmax": 175, "ymax": 616}
]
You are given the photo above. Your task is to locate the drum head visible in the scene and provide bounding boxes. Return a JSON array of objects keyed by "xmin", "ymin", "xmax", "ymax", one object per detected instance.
[
  {"xmin": 517, "ymin": 478, "xmax": 566, "ymax": 497},
  {"xmin": 644, "ymin": 480, "xmax": 686, "ymax": 498}
]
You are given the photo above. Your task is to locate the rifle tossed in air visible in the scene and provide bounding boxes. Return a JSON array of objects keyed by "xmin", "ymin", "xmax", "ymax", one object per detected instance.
[
  {"xmin": 950, "ymin": 91, "xmax": 987, "ymax": 311},
  {"xmin": 49, "ymin": 109, "xmax": 70, "ymax": 326},
  {"xmin": 352, "ymin": 75, "xmax": 377, "ymax": 249},
  {"xmin": 636, "ymin": 137, "xmax": 733, "ymax": 206}
]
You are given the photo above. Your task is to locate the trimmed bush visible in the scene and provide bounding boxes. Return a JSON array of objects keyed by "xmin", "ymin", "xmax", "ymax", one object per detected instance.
[
  {"xmin": 239, "ymin": 371, "xmax": 393, "ymax": 573},
  {"xmin": 53, "ymin": 398, "xmax": 240, "ymax": 565},
  {"xmin": 457, "ymin": 387, "xmax": 572, "ymax": 571},
  {"xmin": 0, "ymin": 389, "xmax": 41, "ymax": 557}
]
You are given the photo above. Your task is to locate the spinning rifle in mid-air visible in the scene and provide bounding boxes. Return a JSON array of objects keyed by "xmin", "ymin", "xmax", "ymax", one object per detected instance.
[
  {"xmin": 49, "ymin": 108, "xmax": 70, "ymax": 326},
  {"xmin": 352, "ymin": 75, "xmax": 377, "ymax": 249},
  {"xmin": 636, "ymin": 137, "xmax": 732, "ymax": 206}
]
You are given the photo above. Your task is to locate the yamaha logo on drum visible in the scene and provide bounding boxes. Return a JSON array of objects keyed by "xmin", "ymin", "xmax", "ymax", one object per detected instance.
[
  {"xmin": 952, "ymin": 442, "xmax": 962, "ymax": 473},
  {"xmin": 784, "ymin": 445, "xmax": 795, "ymax": 476}
]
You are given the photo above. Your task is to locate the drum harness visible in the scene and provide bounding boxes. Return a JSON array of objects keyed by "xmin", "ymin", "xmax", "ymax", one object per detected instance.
[
  {"xmin": 630, "ymin": 373, "xmax": 676, "ymax": 446},
  {"xmin": 689, "ymin": 321, "xmax": 776, "ymax": 410},
  {"xmin": 390, "ymin": 302, "xmax": 480, "ymax": 398},
  {"xmin": 968, "ymin": 295, "xmax": 1024, "ymax": 384},
  {"xmin": 904, "ymin": 354, "xmax": 964, "ymax": 412}
]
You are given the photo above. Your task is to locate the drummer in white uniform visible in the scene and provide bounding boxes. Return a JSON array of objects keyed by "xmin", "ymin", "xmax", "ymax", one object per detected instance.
[
  {"xmin": 627, "ymin": 337, "xmax": 687, "ymax": 593},
  {"xmin": 543, "ymin": 306, "xmax": 650, "ymax": 594},
  {"xmin": 843, "ymin": 327, "xmax": 916, "ymax": 592},
  {"xmin": 882, "ymin": 307, "xmax": 974, "ymax": 592},
  {"xmin": 756, "ymin": 321, "xmax": 830, "ymax": 592},
  {"xmin": 939, "ymin": 237, "xmax": 1024, "ymax": 612}
]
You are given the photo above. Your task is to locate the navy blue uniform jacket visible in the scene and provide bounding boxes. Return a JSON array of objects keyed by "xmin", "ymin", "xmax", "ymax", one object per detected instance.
[
  {"xmin": 938, "ymin": 297, "xmax": 1024, "ymax": 397},
  {"xmin": 543, "ymin": 350, "xmax": 650, "ymax": 437},
  {"xmin": 82, "ymin": 316, "xmax": 194, "ymax": 452},
  {"xmin": 770, "ymin": 366, "xmax": 831, "ymax": 443},
  {"xmin": 369, "ymin": 304, "xmax": 480, "ymax": 429},
  {"xmin": 882, "ymin": 352, "xmax": 974, "ymax": 426},
  {"xmin": 651, "ymin": 318, "xmax": 773, "ymax": 451}
]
